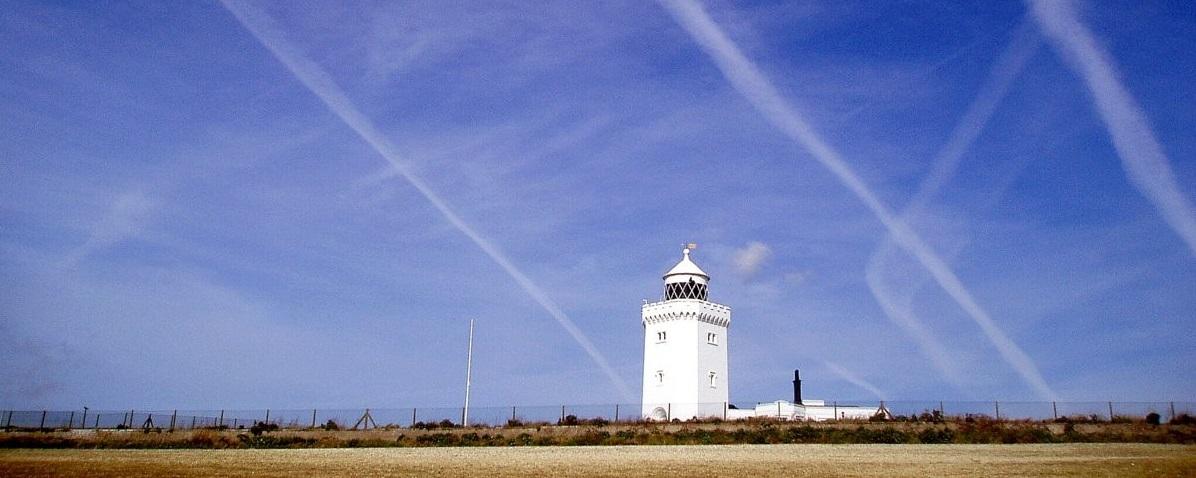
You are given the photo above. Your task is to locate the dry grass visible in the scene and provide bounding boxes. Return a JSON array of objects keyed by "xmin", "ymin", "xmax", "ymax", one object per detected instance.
[{"xmin": 2, "ymin": 443, "xmax": 1194, "ymax": 477}]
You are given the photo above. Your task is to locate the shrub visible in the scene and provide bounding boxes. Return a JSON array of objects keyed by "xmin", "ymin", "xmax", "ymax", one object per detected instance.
[
  {"xmin": 566, "ymin": 430, "xmax": 611, "ymax": 446},
  {"xmin": 786, "ymin": 426, "xmax": 820, "ymax": 443},
  {"xmin": 322, "ymin": 420, "xmax": 340, "ymax": 431},
  {"xmin": 1170, "ymin": 414, "xmax": 1195, "ymax": 425},
  {"xmin": 866, "ymin": 427, "xmax": 910, "ymax": 444},
  {"xmin": 504, "ymin": 419, "xmax": 524, "ymax": 428},
  {"xmin": 250, "ymin": 422, "xmax": 279, "ymax": 436},
  {"xmin": 511, "ymin": 433, "xmax": 534, "ymax": 446},
  {"xmin": 918, "ymin": 410, "xmax": 944, "ymax": 423},
  {"xmin": 558, "ymin": 415, "xmax": 579, "ymax": 426},
  {"xmin": 459, "ymin": 432, "xmax": 481, "ymax": 445},
  {"xmin": 415, "ymin": 433, "xmax": 460, "ymax": 446},
  {"xmin": 187, "ymin": 430, "xmax": 238, "ymax": 449},
  {"xmin": 917, "ymin": 427, "xmax": 954, "ymax": 444}
]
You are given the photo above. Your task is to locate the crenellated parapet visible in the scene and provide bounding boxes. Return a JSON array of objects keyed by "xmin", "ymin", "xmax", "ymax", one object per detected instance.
[{"xmin": 641, "ymin": 299, "xmax": 731, "ymax": 327}]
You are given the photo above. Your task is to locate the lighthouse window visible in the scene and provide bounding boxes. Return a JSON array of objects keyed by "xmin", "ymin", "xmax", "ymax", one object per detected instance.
[
  {"xmin": 664, "ymin": 281, "xmax": 708, "ymax": 301},
  {"xmin": 706, "ymin": 332, "xmax": 718, "ymax": 345},
  {"xmin": 708, "ymin": 371, "xmax": 717, "ymax": 388},
  {"xmin": 655, "ymin": 370, "xmax": 664, "ymax": 385}
]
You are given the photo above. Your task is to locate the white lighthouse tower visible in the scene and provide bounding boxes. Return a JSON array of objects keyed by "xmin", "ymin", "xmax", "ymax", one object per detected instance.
[{"xmin": 641, "ymin": 245, "xmax": 731, "ymax": 421}]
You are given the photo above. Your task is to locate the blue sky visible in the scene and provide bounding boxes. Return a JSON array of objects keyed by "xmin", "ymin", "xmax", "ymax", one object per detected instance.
[{"xmin": 2, "ymin": 0, "xmax": 1194, "ymax": 410}]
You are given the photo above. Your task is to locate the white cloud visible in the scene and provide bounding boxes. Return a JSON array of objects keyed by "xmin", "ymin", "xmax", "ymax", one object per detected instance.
[
  {"xmin": 60, "ymin": 189, "xmax": 155, "ymax": 269},
  {"xmin": 732, "ymin": 241, "xmax": 771, "ymax": 278}
]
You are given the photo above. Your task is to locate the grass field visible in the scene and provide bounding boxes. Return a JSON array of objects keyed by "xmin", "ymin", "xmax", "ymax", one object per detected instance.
[{"xmin": 2, "ymin": 443, "xmax": 1193, "ymax": 477}]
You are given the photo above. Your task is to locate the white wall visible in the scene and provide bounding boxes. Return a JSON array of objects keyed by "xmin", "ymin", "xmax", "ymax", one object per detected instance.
[{"xmin": 641, "ymin": 299, "xmax": 730, "ymax": 420}]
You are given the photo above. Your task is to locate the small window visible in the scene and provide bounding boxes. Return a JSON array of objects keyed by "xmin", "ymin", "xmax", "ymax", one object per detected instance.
[
  {"xmin": 655, "ymin": 370, "xmax": 665, "ymax": 385},
  {"xmin": 708, "ymin": 371, "xmax": 717, "ymax": 388},
  {"xmin": 656, "ymin": 331, "xmax": 667, "ymax": 342},
  {"xmin": 706, "ymin": 332, "xmax": 718, "ymax": 345}
]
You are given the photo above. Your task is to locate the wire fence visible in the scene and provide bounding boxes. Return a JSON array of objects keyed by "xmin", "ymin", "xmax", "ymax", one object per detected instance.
[{"xmin": 2, "ymin": 401, "xmax": 1192, "ymax": 431}]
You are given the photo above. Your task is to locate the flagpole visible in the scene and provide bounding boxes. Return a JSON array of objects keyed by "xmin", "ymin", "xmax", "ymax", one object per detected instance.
[{"xmin": 463, "ymin": 319, "xmax": 475, "ymax": 427}]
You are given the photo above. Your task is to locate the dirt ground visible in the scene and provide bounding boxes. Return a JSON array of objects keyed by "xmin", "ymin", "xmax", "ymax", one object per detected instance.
[{"xmin": 1, "ymin": 443, "xmax": 1193, "ymax": 477}]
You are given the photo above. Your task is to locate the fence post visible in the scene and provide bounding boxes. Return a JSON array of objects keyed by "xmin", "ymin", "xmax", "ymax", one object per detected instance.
[
  {"xmin": 1170, "ymin": 402, "xmax": 1176, "ymax": 421},
  {"xmin": 1108, "ymin": 402, "xmax": 1114, "ymax": 421},
  {"xmin": 615, "ymin": 404, "xmax": 620, "ymax": 422},
  {"xmin": 561, "ymin": 405, "xmax": 566, "ymax": 423},
  {"xmin": 461, "ymin": 407, "xmax": 466, "ymax": 426},
  {"xmin": 95, "ymin": 414, "xmax": 100, "ymax": 429},
  {"xmin": 994, "ymin": 402, "xmax": 1000, "ymax": 420},
  {"xmin": 68, "ymin": 411, "xmax": 75, "ymax": 429},
  {"xmin": 191, "ymin": 416, "xmax": 196, "ymax": 429},
  {"xmin": 1052, "ymin": 401, "xmax": 1057, "ymax": 420},
  {"xmin": 170, "ymin": 410, "xmax": 177, "ymax": 431},
  {"xmin": 667, "ymin": 403, "xmax": 671, "ymax": 421},
  {"xmin": 833, "ymin": 401, "xmax": 838, "ymax": 421},
  {"xmin": 724, "ymin": 402, "xmax": 728, "ymax": 421},
  {"xmin": 129, "ymin": 410, "xmax": 135, "ymax": 428},
  {"xmin": 512, "ymin": 406, "xmax": 517, "ymax": 423},
  {"xmin": 4, "ymin": 410, "xmax": 11, "ymax": 428},
  {"xmin": 312, "ymin": 409, "xmax": 317, "ymax": 429},
  {"xmin": 265, "ymin": 409, "xmax": 270, "ymax": 425},
  {"xmin": 218, "ymin": 410, "xmax": 224, "ymax": 428},
  {"xmin": 233, "ymin": 418, "xmax": 238, "ymax": 428},
  {"xmin": 939, "ymin": 401, "xmax": 944, "ymax": 418},
  {"xmin": 40, "ymin": 410, "xmax": 47, "ymax": 429}
]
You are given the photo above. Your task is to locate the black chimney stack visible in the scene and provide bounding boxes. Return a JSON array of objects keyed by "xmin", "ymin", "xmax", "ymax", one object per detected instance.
[{"xmin": 793, "ymin": 369, "xmax": 803, "ymax": 404}]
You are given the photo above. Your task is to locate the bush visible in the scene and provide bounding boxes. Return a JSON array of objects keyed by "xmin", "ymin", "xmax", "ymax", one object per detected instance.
[
  {"xmin": 322, "ymin": 420, "xmax": 340, "ymax": 431},
  {"xmin": 187, "ymin": 430, "xmax": 239, "ymax": 449},
  {"xmin": 917, "ymin": 427, "xmax": 954, "ymax": 444},
  {"xmin": 412, "ymin": 420, "xmax": 457, "ymax": 430},
  {"xmin": 250, "ymin": 422, "xmax": 279, "ymax": 436},
  {"xmin": 862, "ymin": 427, "xmax": 909, "ymax": 444},
  {"xmin": 511, "ymin": 433, "xmax": 534, "ymax": 446},
  {"xmin": 918, "ymin": 410, "xmax": 944, "ymax": 423},
  {"xmin": 1170, "ymin": 414, "xmax": 1195, "ymax": 425},
  {"xmin": 415, "ymin": 433, "xmax": 460, "ymax": 446},
  {"xmin": 566, "ymin": 430, "xmax": 611, "ymax": 446}
]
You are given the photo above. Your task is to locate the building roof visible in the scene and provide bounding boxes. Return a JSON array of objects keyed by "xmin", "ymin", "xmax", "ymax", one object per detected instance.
[{"xmin": 663, "ymin": 248, "xmax": 709, "ymax": 280}]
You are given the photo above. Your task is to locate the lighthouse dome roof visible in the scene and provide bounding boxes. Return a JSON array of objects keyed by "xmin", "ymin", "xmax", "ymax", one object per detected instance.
[{"xmin": 663, "ymin": 248, "xmax": 709, "ymax": 280}]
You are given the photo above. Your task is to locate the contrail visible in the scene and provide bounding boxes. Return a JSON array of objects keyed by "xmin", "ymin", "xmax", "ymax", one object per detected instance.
[
  {"xmin": 865, "ymin": 21, "xmax": 1039, "ymax": 389},
  {"xmin": 659, "ymin": 0, "xmax": 1057, "ymax": 399},
  {"xmin": 864, "ymin": 262, "xmax": 964, "ymax": 386},
  {"xmin": 823, "ymin": 361, "xmax": 887, "ymax": 401},
  {"xmin": 1028, "ymin": 0, "xmax": 1196, "ymax": 256},
  {"xmin": 219, "ymin": 0, "xmax": 634, "ymax": 401}
]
